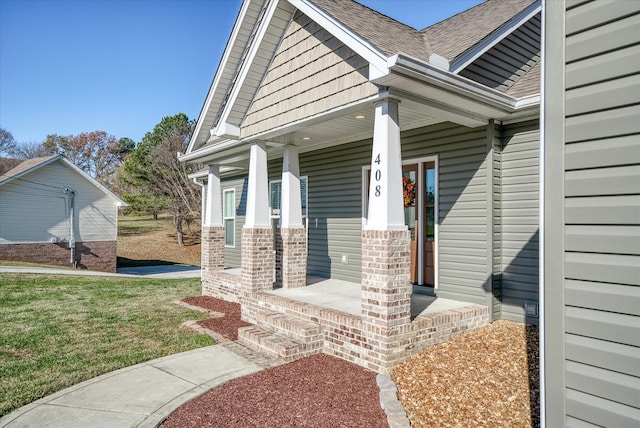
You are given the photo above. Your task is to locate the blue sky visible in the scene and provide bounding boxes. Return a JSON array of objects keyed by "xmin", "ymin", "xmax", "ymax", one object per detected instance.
[{"xmin": 0, "ymin": 0, "xmax": 483, "ymax": 146}]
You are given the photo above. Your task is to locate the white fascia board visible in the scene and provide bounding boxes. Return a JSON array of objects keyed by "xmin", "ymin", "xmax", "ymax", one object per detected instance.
[
  {"xmin": 386, "ymin": 53, "xmax": 518, "ymax": 111},
  {"xmin": 186, "ymin": 0, "xmax": 254, "ymax": 154},
  {"xmin": 178, "ymin": 139, "xmax": 245, "ymax": 164},
  {"xmin": 216, "ymin": 0, "xmax": 283, "ymax": 134},
  {"xmin": 288, "ymin": 0, "xmax": 389, "ymax": 80},
  {"xmin": 450, "ymin": 1, "xmax": 542, "ymax": 74}
]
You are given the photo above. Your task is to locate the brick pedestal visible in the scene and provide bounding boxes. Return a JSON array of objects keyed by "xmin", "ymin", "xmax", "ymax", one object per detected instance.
[
  {"xmin": 241, "ymin": 227, "xmax": 274, "ymax": 293},
  {"xmin": 361, "ymin": 229, "xmax": 412, "ymax": 329},
  {"xmin": 280, "ymin": 227, "xmax": 307, "ymax": 288},
  {"xmin": 201, "ymin": 226, "xmax": 225, "ymax": 274}
]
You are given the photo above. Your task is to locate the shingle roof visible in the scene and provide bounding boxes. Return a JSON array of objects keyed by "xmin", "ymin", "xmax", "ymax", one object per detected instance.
[
  {"xmin": 0, "ymin": 156, "xmax": 57, "ymax": 184},
  {"xmin": 422, "ymin": 0, "xmax": 537, "ymax": 62},
  {"xmin": 507, "ymin": 60, "xmax": 540, "ymax": 98},
  {"xmin": 310, "ymin": 0, "xmax": 433, "ymax": 62},
  {"xmin": 0, "ymin": 158, "xmax": 23, "ymax": 176}
]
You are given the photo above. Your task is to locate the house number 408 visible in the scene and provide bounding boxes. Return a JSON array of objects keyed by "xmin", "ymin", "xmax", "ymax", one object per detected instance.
[{"xmin": 374, "ymin": 153, "xmax": 381, "ymax": 197}]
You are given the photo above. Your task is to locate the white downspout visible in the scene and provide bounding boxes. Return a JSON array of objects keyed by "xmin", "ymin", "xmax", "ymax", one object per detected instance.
[{"xmin": 64, "ymin": 188, "xmax": 77, "ymax": 268}]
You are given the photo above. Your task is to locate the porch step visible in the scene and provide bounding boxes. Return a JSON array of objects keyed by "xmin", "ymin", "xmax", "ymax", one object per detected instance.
[
  {"xmin": 252, "ymin": 308, "xmax": 323, "ymax": 343},
  {"xmin": 237, "ymin": 325, "xmax": 322, "ymax": 362}
]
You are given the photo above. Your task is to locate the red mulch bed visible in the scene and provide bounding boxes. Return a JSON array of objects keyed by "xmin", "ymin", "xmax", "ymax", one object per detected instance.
[
  {"xmin": 181, "ymin": 296, "xmax": 251, "ymax": 341},
  {"xmin": 160, "ymin": 353, "xmax": 388, "ymax": 428}
]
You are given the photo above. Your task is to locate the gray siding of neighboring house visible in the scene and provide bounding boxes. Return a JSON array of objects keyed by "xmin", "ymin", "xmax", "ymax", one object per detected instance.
[
  {"xmin": 500, "ymin": 120, "xmax": 539, "ymax": 323},
  {"xmin": 0, "ymin": 160, "xmax": 118, "ymax": 243},
  {"xmin": 459, "ymin": 13, "xmax": 541, "ymax": 93},
  {"xmin": 545, "ymin": 1, "xmax": 640, "ymax": 426},
  {"xmin": 241, "ymin": 11, "xmax": 379, "ymax": 139}
]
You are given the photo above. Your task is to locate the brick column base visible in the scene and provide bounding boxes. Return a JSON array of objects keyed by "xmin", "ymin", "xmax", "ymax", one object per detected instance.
[
  {"xmin": 281, "ymin": 227, "xmax": 307, "ymax": 288},
  {"xmin": 241, "ymin": 227, "xmax": 274, "ymax": 293},
  {"xmin": 361, "ymin": 229, "xmax": 412, "ymax": 330},
  {"xmin": 201, "ymin": 226, "xmax": 225, "ymax": 274}
]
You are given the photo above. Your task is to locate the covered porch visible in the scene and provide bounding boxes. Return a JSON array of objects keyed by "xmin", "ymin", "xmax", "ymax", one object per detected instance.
[{"xmin": 212, "ymin": 268, "xmax": 487, "ymax": 372}]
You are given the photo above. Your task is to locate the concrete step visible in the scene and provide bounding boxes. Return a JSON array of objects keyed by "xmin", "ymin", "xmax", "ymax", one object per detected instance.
[
  {"xmin": 251, "ymin": 308, "xmax": 323, "ymax": 344},
  {"xmin": 237, "ymin": 325, "xmax": 322, "ymax": 362}
]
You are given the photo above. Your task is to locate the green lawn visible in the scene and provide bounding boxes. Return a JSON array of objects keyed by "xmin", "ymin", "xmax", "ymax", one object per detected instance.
[{"xmin": 0, "ymin": 274, "xmax": 214, "ymax": 417}]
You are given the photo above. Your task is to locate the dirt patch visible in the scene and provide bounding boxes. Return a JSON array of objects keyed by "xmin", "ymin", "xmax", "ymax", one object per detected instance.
[
  {"xmin": 181, "ymin": 296, "xmax": 251, "ymax": 341},
  {"xmin": 392, "ymin": 320, "xmax": 539, "ymax": 427},
  {"xmin": 160, "ymin": 353, "xmax": 388, "ymax": 428}
]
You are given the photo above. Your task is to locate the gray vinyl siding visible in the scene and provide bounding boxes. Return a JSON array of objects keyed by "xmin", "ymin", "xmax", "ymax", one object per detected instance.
[
  {"xmin": 241, "ymin": 11, "xmax": 378, "ymax": 139},
  {"xmin": 402, "ymin": 123, "xmax": 491, "ymax": 305},
  {"xmin": 500, "ymin": 120, "xmax": 539, "ymax": 323},
  {"xmin": 546, "ymin": 1, "xmax": 640, "ymax": 426},
  {"xmin": 221, "ymin": 175, "xmax": 248, "ymax": 268},
  {"xmin": 459, "ymin": 13, "xmax": 540, "ymax": 93},
  {"xmin": 0, "ymin": 160, "xmax": 118, "ymax": 243},
  {"xmin": 290, "ymin": 140, "xmax": 371, "ymax": 283},
  {"xmin": 489, "ymin": 121, "xmax": 502, "ymax": 322}
]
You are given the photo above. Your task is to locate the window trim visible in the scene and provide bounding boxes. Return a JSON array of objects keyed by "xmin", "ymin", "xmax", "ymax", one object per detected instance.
[
  {"xmin": 223, "ymin": 188, "xmax": 235, "ymax": 248},
  {"xmin": 269, "ymin": 176, "xmax": 308, "ymax": 219}
]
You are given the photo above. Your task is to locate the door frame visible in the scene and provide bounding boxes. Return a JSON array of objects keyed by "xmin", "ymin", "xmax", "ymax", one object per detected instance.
[{"xmin": 362, "ymin": 155, "xmax": 439, "ymax": 288}]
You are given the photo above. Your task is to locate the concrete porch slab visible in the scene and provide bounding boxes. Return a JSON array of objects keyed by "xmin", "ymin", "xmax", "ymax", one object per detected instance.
[{"xmin": 267, "ymin": 276, "xmax": 477, "ymax": 318}]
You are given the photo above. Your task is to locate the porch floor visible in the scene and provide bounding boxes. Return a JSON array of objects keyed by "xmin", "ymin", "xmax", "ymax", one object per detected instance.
[{"xmin": 267, "ymin": 276, "xmax": 475, "ymax": 318}]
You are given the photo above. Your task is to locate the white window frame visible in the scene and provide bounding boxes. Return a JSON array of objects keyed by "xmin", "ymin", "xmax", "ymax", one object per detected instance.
[
  {"xmin": 223, "ymin": 188, "xmax": 235, "ymax": 248},
  {"xmin": 269, "ymin": 176, "xmax": 308, "ymax": 219}
]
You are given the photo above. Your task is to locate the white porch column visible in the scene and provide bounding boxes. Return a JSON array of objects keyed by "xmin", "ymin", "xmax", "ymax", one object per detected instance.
[
  {"xmin": 365, "ymin": 99, "xmax": 407, "ymax": 231},
  {"xmin": 204, "ymin": 164, "xmax": 222, "ymax": 227},
  {"xmin": 241, "ymin": 141, "xmax": 274, "ymax": 292},
  {"xmin": 281, "ymin": 144, "xmax": 303, "ymax": 228},
  {"xmin": 245, "ymin": 142, "xmax": 270, "ymax": 228},
  {"xmin": 202, "ymin": 163, "xmax": 224, "ymax": 273},
  {"xmin": 361, "ymin": 98, "xmax": 411, "ymax": 351},
  {"xmin": 279, "ymin": 145, "xmax": 307, "ymax": 288}
]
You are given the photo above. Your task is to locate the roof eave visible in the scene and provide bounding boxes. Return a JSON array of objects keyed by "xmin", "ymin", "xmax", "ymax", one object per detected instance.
[{"xmin": 381, "ymin": 53, "xmax": 539, "ymax": 120}]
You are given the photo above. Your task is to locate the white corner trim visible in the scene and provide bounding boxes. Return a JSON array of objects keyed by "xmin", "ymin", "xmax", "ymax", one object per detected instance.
[
  {"xmin": 214, "ymin": 122, "xmax": 241, "ymax": 139},
  {"xmin": 288, "ymin": 0, "xmax": 389, "ymax": 80},
  {"xmin": 450, "ymin": 1, "xmax": 542, "ymax": 74},
  {"xmin": 428, "ymin": 53, "xmax": 450, "ymax": 71}
]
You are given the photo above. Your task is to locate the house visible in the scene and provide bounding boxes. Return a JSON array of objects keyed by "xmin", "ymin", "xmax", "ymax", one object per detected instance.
[
  {"xmin": 542, "ymin": 1, "xmax": 640, "ymax": 426},
  {"xmin": 0, "ymin": 155, "xmax": 126, "ymax": 272},
  {"xmin": 181, "ymin": 0, "xmax": 542, "ymax": 373}
]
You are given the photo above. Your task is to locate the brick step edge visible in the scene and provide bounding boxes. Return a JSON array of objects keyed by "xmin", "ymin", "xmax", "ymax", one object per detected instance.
[
  {"xmin": 237, "ymin": 325, "xmax": 322, "ymax": 362},
  {"xmin": 250, "ymin": 308, "xmax": 323, "ymax": 342}
]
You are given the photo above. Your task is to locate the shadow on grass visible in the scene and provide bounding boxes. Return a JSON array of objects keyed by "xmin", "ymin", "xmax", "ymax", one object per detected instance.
[{"xmin": 117, "ymin": 257, "xmax": 179, "ymax": 268}]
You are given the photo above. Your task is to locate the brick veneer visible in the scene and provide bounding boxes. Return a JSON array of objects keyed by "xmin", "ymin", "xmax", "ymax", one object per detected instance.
[
  {"xmin": 0, "ymin": 241, "xmax": 117, "ymax": 272},
  {"xmin": 201, "ymin": 226, "xmax": 225, "ymax": 274},
  {"xmin": 240, "ymin": 227, "xmax": 274, "ymax": 294},
  {"xmin": 361, "ymin": 229, "xmax": 412, "ymax": 329},
  {"xmin": 200, "ymin": 226, "xmax": 489, "ymax": 373},
  {"xmin": 280, "ymin": 227, "xmax": 307, "ymax": 288},
  {"xmin": 202, "ymin": 271, "xmax": 243, "ymax": 303},
  {"xmin": 240, "ymin": 289, "xmax": 488, "ymax": 373}
]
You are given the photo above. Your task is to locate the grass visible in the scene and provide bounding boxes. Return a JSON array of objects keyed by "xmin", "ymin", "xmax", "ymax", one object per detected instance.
[
  {"xmin": 117, "ymin": 214, "xmax": 201, "ymax": 267},
  {"xmin": 0, "ymin": 273, "xmax": 214, "ymax": 417}
]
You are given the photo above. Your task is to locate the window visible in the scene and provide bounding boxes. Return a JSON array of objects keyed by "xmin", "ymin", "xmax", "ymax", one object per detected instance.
[
  {"xmin": 269, "ymin": 177, "xmax": 308, "ymax": 218},
  {"xmin": 223, "ymin": 189, "xmax": 235, "ymax": 247}
]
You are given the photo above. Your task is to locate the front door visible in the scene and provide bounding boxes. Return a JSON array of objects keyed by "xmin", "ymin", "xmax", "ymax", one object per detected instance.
[{"xmin": 403, "ymin": 160, "xmax": 437, "ymax": 286}]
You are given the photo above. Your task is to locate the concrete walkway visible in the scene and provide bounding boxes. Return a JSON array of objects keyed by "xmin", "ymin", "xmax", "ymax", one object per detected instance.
[
  {"xmin": 0, "ymin": 346, "xmax": 261, "ymax": 428},
  {"xmin": 0, "ymin": 265, "xmax": 201, "ymax": 279}
]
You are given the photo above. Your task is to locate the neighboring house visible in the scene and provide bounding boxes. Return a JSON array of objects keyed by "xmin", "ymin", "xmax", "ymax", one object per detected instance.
[
  {"xmin": 0, "ymin": 155, "xmax": 126, "ymax": 272},
  {"xmin": 181, "ymin": 0, "xmax": 542, "ymax": 372},
  {"xmin": 542, "ymin": 1, "xmax": 640, "ymax": 426}
]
